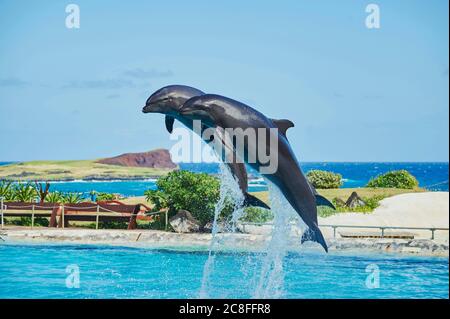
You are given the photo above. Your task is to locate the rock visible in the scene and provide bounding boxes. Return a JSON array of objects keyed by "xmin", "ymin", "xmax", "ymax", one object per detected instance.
[
  {"xmin": 169, "ymin": 210, "xmax": 201, "ymax": 233},
  {"xmin": 97, "ymin": 149, "xmax": 177, "ymax": 169},
  {"xmin": 202, "ymin": 222, "xmax": 213, "ymax": 233},
  {"xmin": 201, "ymin": 221, "xmax": 230, "ymax": 233},
  {"xmin": 407, "ymin": 239, "xmax": 431, "ymax": 248},
  {"xmin": 401, "ymin": 247, "xmax": 422, "ymax": 254},
  {"xmin": 345, "ymin": 191, "xmax": 366, "ymax": 208}
]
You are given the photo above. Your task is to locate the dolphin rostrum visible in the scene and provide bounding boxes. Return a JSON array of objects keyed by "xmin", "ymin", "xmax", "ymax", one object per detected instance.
[
  {"xmin": 179, "ymin": 94, "xmax": 330, "ymax": 252},
  {"xmin": 142, "ymin": 85, "xmax": 269, "ymax": 210}
]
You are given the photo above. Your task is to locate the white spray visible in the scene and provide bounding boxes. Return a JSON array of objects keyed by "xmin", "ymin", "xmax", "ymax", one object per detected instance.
[
  {"xmin": 199, "ymin": 167, "xmax": 309, "ymax": 298},
  {"xmin": 252, "ymin": 179, "xmax": 307, "ymax": 298},
  {"xmin": 199, "ymin": 162, "xmax": 245, "ymax": 298}
]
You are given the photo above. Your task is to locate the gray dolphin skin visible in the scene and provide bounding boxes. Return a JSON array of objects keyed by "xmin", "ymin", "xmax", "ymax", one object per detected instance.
[
  {"xmin": 179, "ymin": 94, "xmax": 329, "ymax": 252},
  {"xmin": 142, "ymin": 85, "xmax": 269, "ymax": 210}
]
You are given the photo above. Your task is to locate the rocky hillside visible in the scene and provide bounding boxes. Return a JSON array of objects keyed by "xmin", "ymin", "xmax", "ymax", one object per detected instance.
[
  {"xmin": 0, "ymin": 149, "xmax": 177, "ymax": 181},
  {"xmin": 97, "ymin": 149, "xmax": 177, "ymax": 169}
]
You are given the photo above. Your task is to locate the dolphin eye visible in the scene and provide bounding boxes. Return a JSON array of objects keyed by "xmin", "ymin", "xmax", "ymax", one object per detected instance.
[{"xmin": 158, "ymin": 97, "xmax": 170, "ymax": 103}]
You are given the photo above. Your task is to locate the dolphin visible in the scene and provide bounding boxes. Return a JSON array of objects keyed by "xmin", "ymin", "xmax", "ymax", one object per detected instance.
[
  {"xmin": 179, "ymin": 94, "xmax": 330, "ymax": 252},
  {"xmin": 142, "ymin": 85, "xmax": 269, "ymax": 210}
]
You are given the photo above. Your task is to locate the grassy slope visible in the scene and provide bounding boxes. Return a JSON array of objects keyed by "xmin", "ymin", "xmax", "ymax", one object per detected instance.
[
  {"xmin": 121, "ymin": 195, "xmax": 153, "ymax": 206},
  {"xmin": 250, "ymin": 187, "xmax": 425, "ymax": 206},
  {"xmin": 122, "ymin": 188, "xmax": 425, "ymax": 211},
  {"xmin": 0, "ymin": 160, "xmax": 174, "ymax": 181}
]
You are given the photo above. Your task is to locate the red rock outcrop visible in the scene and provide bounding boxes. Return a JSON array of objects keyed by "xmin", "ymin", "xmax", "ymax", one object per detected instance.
[{"xmin": 97, "ymin": 149, "xmax": 177, "ymax": 169}]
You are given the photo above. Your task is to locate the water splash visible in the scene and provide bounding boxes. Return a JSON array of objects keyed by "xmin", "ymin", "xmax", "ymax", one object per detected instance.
[
  {"xmin": 199, "ymin": 168, "xmax": 308, "ymax": 298},
  {"xmin": 199, "ymin": 162, "xmax": 245, "ymax": 298},
  {"xmin": 252, "ymin": 179, "xmax": 307, "ymax": 298}
]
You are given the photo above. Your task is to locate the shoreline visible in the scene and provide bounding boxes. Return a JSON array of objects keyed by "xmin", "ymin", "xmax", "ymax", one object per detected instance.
[
  {"xmin": 1, "ymin": 227, "xmax": 448, "ymax": 257},
  {"xmin": 0, "ymin": 159, "xmax": 174, "ymax": 181},
  {"xmin": 3, "ymin": 177, "xmax": 162, "ymax": 183}
]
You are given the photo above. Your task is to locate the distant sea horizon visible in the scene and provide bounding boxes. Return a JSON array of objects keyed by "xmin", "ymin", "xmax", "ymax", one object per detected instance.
[{"xmin": 1, "ymin": 161, "xmax": 448, "ymax": 196}]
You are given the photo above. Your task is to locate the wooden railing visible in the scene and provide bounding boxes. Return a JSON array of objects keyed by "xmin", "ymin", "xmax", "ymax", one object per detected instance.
[{"xmin": 0, "ymin": 198, "xmax": 168, "ymax": 230}]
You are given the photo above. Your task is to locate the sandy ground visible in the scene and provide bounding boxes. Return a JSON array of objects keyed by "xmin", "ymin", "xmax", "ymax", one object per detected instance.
[
  {"xmin": 318, "ymin": 192, "xmax": 449, "ymax": 242},
  {"xmin": 239, "ymin": 192, "xmax": 449, "ymax": 243}
]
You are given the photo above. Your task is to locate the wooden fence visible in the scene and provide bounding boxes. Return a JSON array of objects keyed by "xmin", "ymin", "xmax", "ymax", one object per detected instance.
[{"xmin": 0, "ymin": 199, "xmax": 168, "ymax": 230}]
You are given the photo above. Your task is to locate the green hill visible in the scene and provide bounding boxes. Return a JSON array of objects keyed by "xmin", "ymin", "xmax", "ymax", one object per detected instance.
[{"xmin": 0, "ymin": 159, "xmax": 175, "ymax": 181}]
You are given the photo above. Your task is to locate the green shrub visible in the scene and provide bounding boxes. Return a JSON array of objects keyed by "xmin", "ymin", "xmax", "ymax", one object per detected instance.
[
  {"xmin": 96, "ymin": 192, "xmax": 116, "ymax": 201},
  {"xmin": 145, "ymin": 170, "xmax": 234, "ymax": 227},
  {"xmin": 241, "ymin": 207, "xmax": 273, "ymax": 223},
  {"xmin": 0, "ymin": 180, "xmax": 15, "ymax": 201},
  {"xmin": 97, "ymin": 221, "xmax": 128, "ymax": 229},
  {"xmin": 317, "ymin": 206, "xmax": 337, "ymax": 218},
  {"xmin": 45, "ymin": 191, "xmax": 64, "ymax": 203},
  {"xmin": 39, "ymin": 191, "xmax": 84, "ymax": 204},
  {"xmin": 62, "ymin": 192, "xmax": 84, "ymax": 204},
  {"xmin": 318, "ymin": 194, "xmax": 387, "ymax": 217},
  {"xmin": 144, "ymin": 215, "xmax": 170, "ymax": 230},
  {"xmin": 84, "ymin": 221, "xmax": 128, "ymax": 229},
  {"xmin": 12, "ymin": 183, "xmax": 38, "ymax": 202},
  {"xmin": 366, "ymin": 170, "xmax": 419, "ymax": 189},
  {"xmin": 336, "ymin": 195, "xmax": 384, "ymax": 213},
  {"xmin": 306, "ymin": 170, "xmax": 343, "ymax": 189},
  {"xmin": 5, "ymin": 216, "xmax": 49, "ymax": 227},
  {"xmin": 361, "ymin": 196, "xmax": 385, "ymax": 211}
]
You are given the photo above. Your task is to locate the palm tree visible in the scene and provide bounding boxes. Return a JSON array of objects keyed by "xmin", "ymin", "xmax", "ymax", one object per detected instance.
[
  {"xmin": 62, "ymin": 192, "xmax": 84, "ymax": 204},
  {"xmin": 0, "ymin": 180, "xmax": 14, "ymax": 201},
  {"xmin": 35, "ymin": 181, "xmax": 51, "ymax": 203},
  {"xmin": 45, "ymin": 191, "xmax": 64, "ymax": 203},
  {"xmin": 13, "ymin": 183, "xmax": 38, "ymax": 202}
]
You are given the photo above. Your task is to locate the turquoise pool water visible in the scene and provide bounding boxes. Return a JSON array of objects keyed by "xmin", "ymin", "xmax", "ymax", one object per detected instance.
[{"xmin": 0, "ymin": 243, "xmax": 448, "ymax": 299}]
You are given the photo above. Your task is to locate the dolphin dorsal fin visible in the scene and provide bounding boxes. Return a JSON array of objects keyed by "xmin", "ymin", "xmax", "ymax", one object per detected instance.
[
  {"xmin": 271, "ymin": 119, "xmax": 294, "ymax": 137},
  {"xmin": 165, "ymin": 116, "xmax": 175, "ymax": 133}
]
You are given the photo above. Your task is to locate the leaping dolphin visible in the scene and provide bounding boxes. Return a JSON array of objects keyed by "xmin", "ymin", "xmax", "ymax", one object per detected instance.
[
  {"xmin": 179, "ymin": 94, "xmax": 329, "ymax": 252},
  {"xmin": 142, "ymin": 85, "xmax": 269, "ymax": 210}
]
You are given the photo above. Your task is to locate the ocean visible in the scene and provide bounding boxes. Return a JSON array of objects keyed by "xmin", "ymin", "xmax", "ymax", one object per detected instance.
[{"xmin": 0, "ymin": 162, "xmax": 448, "ymax": 197}]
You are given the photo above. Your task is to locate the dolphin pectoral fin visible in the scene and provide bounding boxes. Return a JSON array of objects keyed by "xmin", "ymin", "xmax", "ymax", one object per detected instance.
[
  {"xmin": 244, "ymin": 193, "xmax": 270, "ymax": 209},
  {"xmin": 165, "ymin": 115, "xmax": 175, "ymax": 133},
  {"xmin": 271, "ymin": 119, "xmax": 295, "ymax": 138},
  {"xmin": 307, "ymin": 181, "xmax": 336, "ymax": 210},
  {"xmin": 301, "ymin": 225, "xmax": 328, "ymax": 253},
  {"xmin": 315, "ymin": 194, "xmax": 336, "ymax": 210},
  {"xmin": 308, "ymin": 181, "xmax": 319, "ymax": 195}
]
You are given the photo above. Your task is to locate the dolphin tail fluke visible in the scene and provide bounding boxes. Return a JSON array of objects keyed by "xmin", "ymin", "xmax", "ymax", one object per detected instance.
[
  {"xmin": 315, "ymin": 195, "xmax": 336, "ymax": 210},
  {"xmin": 244, "ymin": 193, "xmax": 270, "ymax": 210},
  {"xmin": 301, "ymin": 225, "xmax": 328, "ymax": 253}
]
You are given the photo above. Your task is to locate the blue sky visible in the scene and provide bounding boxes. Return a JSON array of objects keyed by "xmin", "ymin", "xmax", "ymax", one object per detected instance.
[{"xmin": 0, "ymin": 0, "xmax": 448, "ymax": 162}]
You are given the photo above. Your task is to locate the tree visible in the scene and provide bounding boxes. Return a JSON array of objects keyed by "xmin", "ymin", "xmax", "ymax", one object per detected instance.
[
  {"xmin": 145, "ymin": 170, "xmax": 231, "ymax": 227},
  {"xmin": 35, "ymin": 181, "xmax": 51, "ymax": 203}
]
